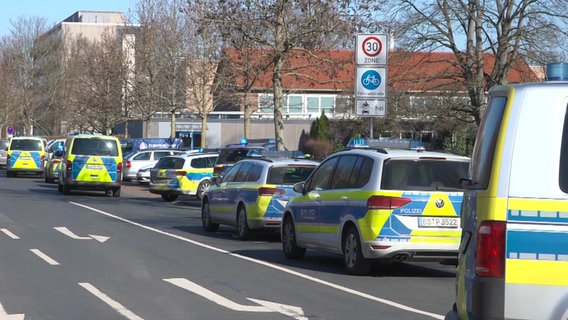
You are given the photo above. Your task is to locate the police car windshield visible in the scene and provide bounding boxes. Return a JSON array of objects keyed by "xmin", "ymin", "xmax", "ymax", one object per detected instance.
[
  {"xmin": 381, "ymin": 159, "xmax": 469, "ymax": 191},
  {"xmin": 10, "ymin": 139, "xmax": 43, "ymax": 151},
  {"xmin": 72, "ymin": 138, "xmax": 119, "ymax": 156},
  {"xmin": 266, "ymin": 165, "xmax": 316, "ymax": 185}
]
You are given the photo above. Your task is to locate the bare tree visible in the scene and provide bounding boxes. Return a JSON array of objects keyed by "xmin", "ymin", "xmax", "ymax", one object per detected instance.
[
  {"xmin": 0, "ymin": 17, "xmax": 59, "ymax": 136},
  {"xmin": 377, "ymin": 0, "xmax": 568, "ymax": 125},
  {"xmin": 65, "ymin": 34, "xmax": 129, "ymax": 134},
  {"xmin": 198, "ymin": 0, "xmax": 363, "ymax": 150},
  {"xmin": 132, "ymin": 0, "xmax": 193, "ymax": 140}
]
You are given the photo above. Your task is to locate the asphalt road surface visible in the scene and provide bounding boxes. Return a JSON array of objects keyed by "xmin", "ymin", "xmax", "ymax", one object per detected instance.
[{"xmin": 0, "ymin": 170, "xmax": 457, "ymax": 320}]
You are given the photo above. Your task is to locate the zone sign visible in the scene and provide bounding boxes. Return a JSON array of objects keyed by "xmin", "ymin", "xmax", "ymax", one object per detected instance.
[{"xmin": 356, "ymin": 34, "xmax": 388, "ymax": 65}]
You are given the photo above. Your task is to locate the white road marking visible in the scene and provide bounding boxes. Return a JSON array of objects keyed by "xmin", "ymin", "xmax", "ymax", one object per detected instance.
[
  {"xmin": 54, "ymin": 227, "xmax": 92, "ymax": 240},
  {"xmin": 0, "ymin": 228, "xmax": 19, "ymax": 240},
  {"xmin": 30, "ymin": 249, "xmax": 60, "ymax": 265},
  {"xmin": 54, "ymin": 227, "xmax": 109, "ymax": 243},
  {"xmin": 70, "ymin": 201, "xmax": 444, "ymax": 319},
  {"xmin": 0, "ymin": 301, "xmax": 25, "ymax": 320},
  {"xmin": 164, "ymin": 278, "xmax": 307, "ymax": 319},
  {"xmin": 79, "ymin": 283, "xmax": 144, "ymax": 320}
]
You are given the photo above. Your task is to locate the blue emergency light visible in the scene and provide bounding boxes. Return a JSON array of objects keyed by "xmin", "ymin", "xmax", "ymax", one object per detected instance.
[{"xmin": 546, "ymin": 63, "xmax": 568, "ymax": 81}]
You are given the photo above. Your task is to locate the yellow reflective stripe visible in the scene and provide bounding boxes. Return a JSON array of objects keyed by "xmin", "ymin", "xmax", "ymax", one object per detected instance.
[
  {"xmin": 296, "ymin": 225, "xmax": 339, "ymax": 233},
  {"xmin": 508, "ymin": 198, "xmax": 568, "ymax": 211},
  {"xmin": 476, "ymin": 196, "xmax": 508, "ymax": 222},
  {"xmin": 507, "ymin": 259, "xmax": 568, "ymax": 286},
  {"xmin": 359, "ymin": 210, "xmax": 390, "ymax": 241}
]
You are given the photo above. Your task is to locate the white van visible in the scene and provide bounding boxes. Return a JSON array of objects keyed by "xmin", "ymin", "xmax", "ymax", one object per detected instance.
[{"xmin": 446, "ymin": 63, "xmax": 568, "ymax": 319}]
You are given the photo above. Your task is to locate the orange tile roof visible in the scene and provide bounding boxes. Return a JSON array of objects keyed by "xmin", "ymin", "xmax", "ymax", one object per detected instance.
[{"xmin": 224, "ymin": 48, "xmax": 539, "ymax": 92}]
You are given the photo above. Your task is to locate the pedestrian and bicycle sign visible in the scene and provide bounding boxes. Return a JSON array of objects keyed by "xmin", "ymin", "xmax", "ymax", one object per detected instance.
[{"xmin": 356, "ymin": 67, "xmax": 386, "ymax": 98}]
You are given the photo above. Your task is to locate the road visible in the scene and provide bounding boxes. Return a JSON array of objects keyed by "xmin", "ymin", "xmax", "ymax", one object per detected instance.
[{"xmin": 0, "ymin": 171, "xmax": 457, "ymax": 320}]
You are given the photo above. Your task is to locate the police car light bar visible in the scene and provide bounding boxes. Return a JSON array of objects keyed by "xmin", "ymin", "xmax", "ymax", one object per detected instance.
[
  {"xmin": 546, "ymin": 63, "xmax": 568, "ymax": 81},
  {"xmin": 346, "ymin": 138, "xmax": 425, "ymax": 150}
]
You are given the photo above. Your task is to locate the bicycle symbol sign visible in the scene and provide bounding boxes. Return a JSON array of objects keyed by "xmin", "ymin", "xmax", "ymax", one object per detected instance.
[
  {"xmin": 361, "ymin": 70, "xmax": 381, "ymax": 90},
  {"xmin": 356, "ymin": 67, "xmax": 386, "ymax": 98}
]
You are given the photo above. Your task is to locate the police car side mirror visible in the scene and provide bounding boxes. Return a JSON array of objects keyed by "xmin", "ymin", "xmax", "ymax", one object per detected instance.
[{"xmin": 293, "ymin": 182, "xmax": 305, "ymax": 194}]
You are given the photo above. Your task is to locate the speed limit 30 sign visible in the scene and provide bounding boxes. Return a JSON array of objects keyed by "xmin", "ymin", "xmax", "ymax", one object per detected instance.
[{"xmin": 356, "ymin": 34, "xmax": 387, "ymax": 65}]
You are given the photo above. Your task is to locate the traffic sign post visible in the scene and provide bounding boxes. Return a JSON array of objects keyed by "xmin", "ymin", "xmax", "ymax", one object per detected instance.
[
  {"xmin": 355, "ymin": 33, "xmax": 388, "ymax": 118},
  {"xmin": 6, "ymin": 125, "xmax": 14, "ymax": 137}
]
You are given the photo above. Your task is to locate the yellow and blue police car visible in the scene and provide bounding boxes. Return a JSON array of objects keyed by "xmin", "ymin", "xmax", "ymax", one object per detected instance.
[
  {"xmin": 6, "ymin": 136, "xmax": 47, "ymax": 177},
  {"xmin": 202, "ymin": 152, "xmax": 319, "ymax": 240},
  {"xmin": 57, "ymin": 134, "xmax": 123, "ymax": 197},
  {"xmin": 281, "ymin": 144, "xmax": 470, "ymax": 275},
  {"xmin": 149, "ymin": 152, "xmax": 219, "ymax": 201},
  {"xmin": 445, "ymin": 63, "xmax": 568, "ymax": 320}
]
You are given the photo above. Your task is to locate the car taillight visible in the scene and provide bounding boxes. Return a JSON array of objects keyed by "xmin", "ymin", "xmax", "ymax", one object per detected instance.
[
  {"xmin": 367, "ymin": 195, "xmax": 412, "ymax": 209},
  {"xmin": 6, "ymin": 154, "xmax": 10, "ymax": 163},
  {"xmin": 117, "ymin": 162, "xmax": 123, "ymax": 173},
  {"xmin": 213, "ymin": 166, "xmax": 224, "ymax": 174},
  {"xmin": 258, "ymin": 187, "xmax": 286, "ymax": 196},
  {"xmin": 475, "ymin": 221, "xmax": 506, "ymax": 278},
  {"xmin": 53, "ymin": 159, "xmax": 61, "ymax": 164},
  {"xmin": 175, "ymin": 171, "xmax": 187, "ymax": 176},
  {"xmin": 66, "ymin": 160, "xmax": 72, "ymax": 170},
  {"xmin": 126, "ymin": 160, "xmax": 132, "ymax": 168}
]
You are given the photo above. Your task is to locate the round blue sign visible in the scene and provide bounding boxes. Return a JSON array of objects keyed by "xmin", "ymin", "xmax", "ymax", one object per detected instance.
[
  {"xmin": 6, "ymin": 126, "xmax": 14, "ymax": 135},
  {"xmin": 361, "ymin": 70, "xmax": 381, "ymax": 90}
]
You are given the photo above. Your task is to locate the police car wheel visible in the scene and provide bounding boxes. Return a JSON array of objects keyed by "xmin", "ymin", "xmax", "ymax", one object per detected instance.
[
  {"xmin": 62, "ymin": 185, "xmax": 71, "ymax": 195},
  {"xmin": 112, "ymin": 188, "xmax": 121, "ymax": 197},
  {"xmin": 343, "ymin": 226, "xmax": 371, "ymax": 275},
  {"xmin": 282, "ymin": 216, "xmax": 306, "ymax": 259},
  {"xmin": 161, "ymin": 194, "xmax": 178, "ymax": 202},
  {"xmin": 58, "ymin": 183, "xmax": 63, "ymax": 193},
  {"xmin": 201, "ymin": 200, "xmax": 219, "ymax": 232},
  {"xmin": 236, "ymin": 206, "xmax": 250, "ymax": 241},
  {"xmin": 196, "ymin": 180, "xmax": 210, "ymax": 200}
]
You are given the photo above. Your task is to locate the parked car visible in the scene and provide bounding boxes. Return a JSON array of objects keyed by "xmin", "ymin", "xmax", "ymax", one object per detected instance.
[
  {"xmin": 149, "ymin": 153, "xmax": 219, "ymax": 201},
  {"xmin": 6, "ymin": 136, "xmax": 47, "ymax": 177},
  {"xmin": 281, "ymin": 147, "xmax": 470, "ymax": 275},
  {"xmin": 44, "ymin": 148, "xmax": 64, "ymax": 183},
  {"xmin": 212, "ymin": 144, "xmax": 265, "ymax": 178},
  {"xmin": 0, "ymin": 139, "xmax": 8, "ymax": 167},
  {"xmin": 201, "ymin": 154, "xmax": 319, "ymax": 240},
  {"xmin": 123, "ymin": 148, "xmax": 185, "ymax": 182},
  {"xmin": 58, "ymin": 134, "xmax": 123, "ymax": 196},
  {"xmin": 446, "ymin": 63, "xmax": 568, "ymax": 320}
]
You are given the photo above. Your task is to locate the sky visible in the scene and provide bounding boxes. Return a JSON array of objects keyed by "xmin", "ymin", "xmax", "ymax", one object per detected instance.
[{"xmin": 1, "ymin": 0, "xmax": 137, "ymax": 37}]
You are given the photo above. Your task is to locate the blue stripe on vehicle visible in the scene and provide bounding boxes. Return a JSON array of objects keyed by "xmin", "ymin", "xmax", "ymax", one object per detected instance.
[
  {"xmin": 508, "ymin": 210, "xmax": 568, "ymax": 224},
  {"xmin": 507, "ymin": 230, "xmax": 568, "ymax": 261},
  {"xmin": 186, "ymin": 172, "xmax": 212, "ymax": 180}
]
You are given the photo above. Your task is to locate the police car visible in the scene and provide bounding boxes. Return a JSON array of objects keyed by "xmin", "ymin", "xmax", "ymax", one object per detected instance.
[
  {"xmin": 201, "ymin": 151, "xmax": 319, "ymax": 240},
  {"xmin": 281, "ymin": 141, "xmax": 470, "ymax": 275},
  {"xmin": 58, "ymin": 134, "xmax": 123, "ymax": 197},
  {"xmin": 445, "ymin": 63, "xmax": 568, "ymax": 320},
  {"xmin": 149, "ymin": 152, "xmax": 218, "ymax": 201},
  {"xmin": 6, "ymin": 136, "xmax": 47, "ymax": 177}
]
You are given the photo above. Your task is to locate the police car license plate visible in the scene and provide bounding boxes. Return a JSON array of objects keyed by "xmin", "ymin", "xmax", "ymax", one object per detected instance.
[
  {"xmin": 418, "ymin": 217, "xmax": 459, "ymax": 228},
  {"xmin": 86, "ymin": 164, "xmax": 103, "ymax": 170},
  {"xmin": 20, "ymin": 156, "xmax": 32, "ymax": 160}
]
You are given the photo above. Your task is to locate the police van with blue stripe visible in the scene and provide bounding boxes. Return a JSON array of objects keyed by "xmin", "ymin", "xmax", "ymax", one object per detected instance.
[
  {"xmin": 58, "ymin": 134, "xmax": 123, "ymax": 197},
  {"xmin": 445, "ymin": 63, "xmax": 568, "ymax": 320}
]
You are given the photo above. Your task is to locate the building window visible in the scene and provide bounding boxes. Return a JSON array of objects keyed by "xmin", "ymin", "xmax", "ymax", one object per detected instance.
[
  {"xmin": 258, "ymin": 93, "xmax": 336, "ymax": 114},
  {"xmin": 288, "ymin": 95, "xmax": 303, "ymax": 113},
  {"xmin": 259, "ymin": 94, "xmax": 274, "ymax": 113}
]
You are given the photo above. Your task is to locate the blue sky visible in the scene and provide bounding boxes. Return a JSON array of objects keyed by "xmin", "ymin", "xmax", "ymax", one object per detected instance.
[{"xmin": 1, "ymin": 0, "xmax": 136, "ymax": 37}]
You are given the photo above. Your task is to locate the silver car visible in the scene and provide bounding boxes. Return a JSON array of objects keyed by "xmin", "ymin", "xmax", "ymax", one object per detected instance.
[
  {"xmin": 122, "ymin": 149, "xmax": 185, "ymax": 182},
  {"xmin": 0, "ymin": 139, "xmax": 8, "ymax": 167}
]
